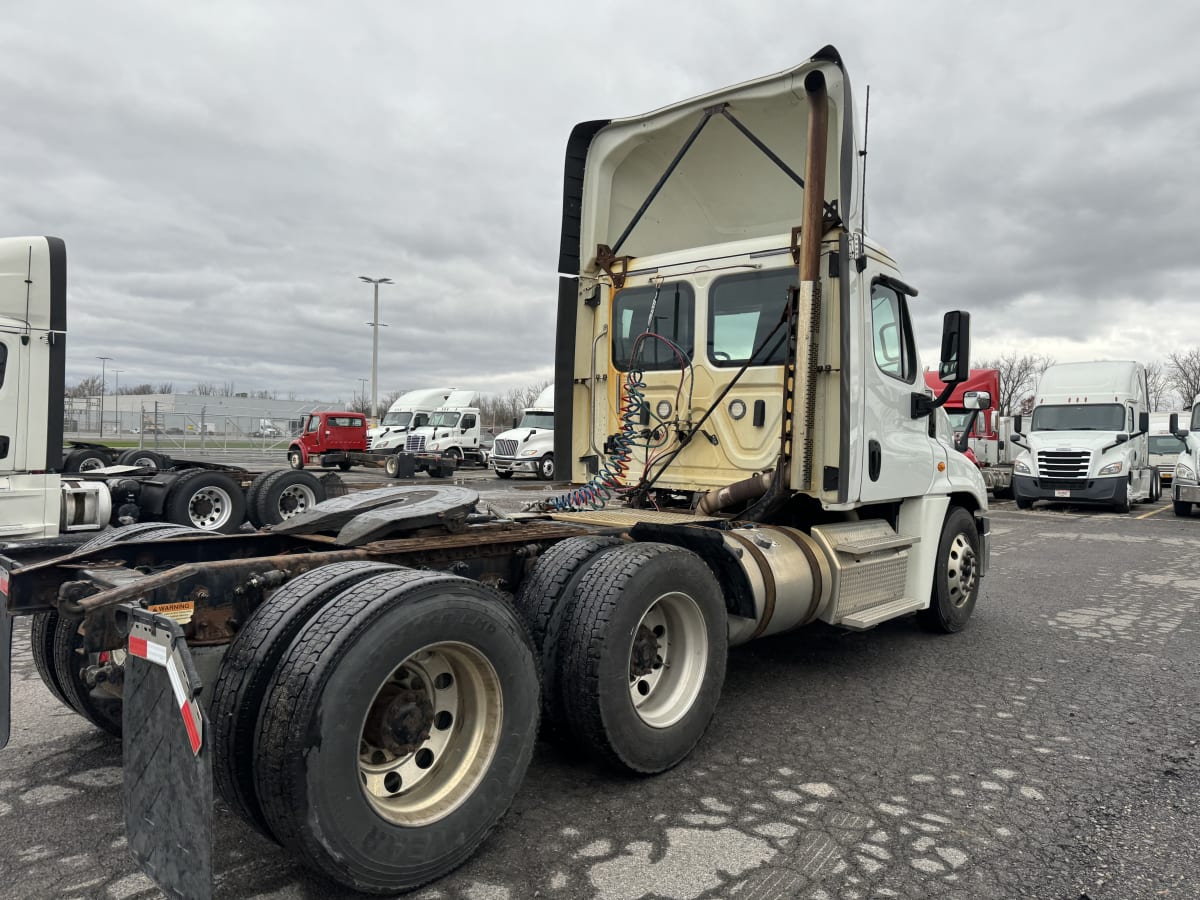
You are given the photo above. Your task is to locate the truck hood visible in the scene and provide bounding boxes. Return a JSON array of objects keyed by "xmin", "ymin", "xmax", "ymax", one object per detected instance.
[
  {"xmin": 493, "ymin": 427, "xmax": 554, "ymax": 451},
  {"xmin": 568, "ymin": 45, "xmax": 859, "ymax": 274},
  {"xmin": 1026, "ymin": 431, "xmax": 1132, "ymax": 454}
]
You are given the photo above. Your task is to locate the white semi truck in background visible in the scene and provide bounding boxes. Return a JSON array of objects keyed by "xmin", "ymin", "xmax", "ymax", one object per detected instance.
[
  {"xmin": 366, "ymin": 387, "xmax": 453, "ymax": 450},
  {"xmin": 1, "ymin": 47, "xmax": 992, "ymax": 898},
  {"xmin": 1010, "ymin": 360, "xmax": 1158, "ymax": 512},
  {"xmin": 1169, "ymin": 398, "xmax": 1200, "ymax": 516},
  {"xmin": 490, "ymin": 384, "xmax": 555, "ymax": 479}
]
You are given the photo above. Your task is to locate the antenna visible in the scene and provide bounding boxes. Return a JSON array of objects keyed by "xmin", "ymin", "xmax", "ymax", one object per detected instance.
[{"xmin": 857, "ymin": 85, "xmax": 870, "ymax": 271}]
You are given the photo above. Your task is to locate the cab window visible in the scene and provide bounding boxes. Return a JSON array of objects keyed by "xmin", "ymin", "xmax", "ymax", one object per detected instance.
[
  {"xmin": 306, "ymin": 417, "xmax": 319, "ymax": 432},
  {"xmin": 612, "ymin": 282, "xmax": 695, "ymax": 371},
  {"xmin": 870, "ymin": 282, "xmax": 916, "ymax": 383},
  {"xmin": 708, "ymin": 269, "xmax": 793, "ymax": 367}
]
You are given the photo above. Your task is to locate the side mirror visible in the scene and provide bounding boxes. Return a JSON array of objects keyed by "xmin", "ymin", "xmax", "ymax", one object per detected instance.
[
  {"xmin": 1113, "ymin": 433, "xmax": 1129, "ymax": 445},
  {"xmin": 1170, "ymin": 413, "xmax": 1180, "ymax": 434},
  {"xmin": 1013, "ymin": 415, "xmax": 1023, "ymax": 434},
  {"xmin": 1138, "ymin": 411, "xmax": 1150, "ymax": 434},
  {"xmin": 512, "ymin": 417, "xmax": 518, "ymax": 429},
  {"xmin": 963, "ymin": 390, "xmax": 992, "ymax": 411},
  {"xmin": 937, "ymin": 311, "xmax": 971, "ymax": 384}
]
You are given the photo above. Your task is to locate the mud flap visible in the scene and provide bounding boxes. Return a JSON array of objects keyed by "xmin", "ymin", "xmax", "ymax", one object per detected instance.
[
  {"xmin": 0, "ymin": 600, "xmax": 10, "ymax": 750},
  {"xmin": 121, "ymin": 608, "xmax": 213, "ymax": 900}
]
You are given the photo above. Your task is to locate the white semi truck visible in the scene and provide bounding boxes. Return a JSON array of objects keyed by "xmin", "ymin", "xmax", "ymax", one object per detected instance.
[
  {"xmin": 1, "ymin": 47, "xmax": 991, "ymax": 898},
  {"xmin": 366, "ymin": 387, "xmax": 454, "ymax": 450},
  {"xmin": 1009, "ymin": 360, "xmax": 1158, "ymax": 512},
  {"xmin": 490, "ymin": 384, "xmax": 555, "ymax": 479},
  {"xmin": 1169, "ymin": 398, "xmax": 1200, "ymax": 516}
]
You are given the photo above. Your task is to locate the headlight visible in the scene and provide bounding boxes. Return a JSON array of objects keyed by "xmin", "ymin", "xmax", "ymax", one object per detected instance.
[
  {"xmin": 520, "ymin": 448, "xmax": 539, "ymax": 457},
  {"xmin": 1014, "ymin": 459, "xmax": 1031, "ymax": 475},
  {"xmin": 1098, "ymin": 461, "xmax": 1123, "ymax": 476},
  {"xmin": 1177, "ymin": 463, "xmax": 1196, "ymax": 481}
]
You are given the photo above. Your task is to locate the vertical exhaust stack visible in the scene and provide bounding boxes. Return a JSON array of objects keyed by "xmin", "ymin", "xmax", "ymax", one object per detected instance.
[{"xmin": 781, "ymin": 71, "xmax": 829, "ymax": 494}]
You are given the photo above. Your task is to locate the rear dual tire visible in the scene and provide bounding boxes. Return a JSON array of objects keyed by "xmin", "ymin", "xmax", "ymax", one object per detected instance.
[{"xmin": 249, "ymin": 569, "xmax": 539, "ymax": 894}]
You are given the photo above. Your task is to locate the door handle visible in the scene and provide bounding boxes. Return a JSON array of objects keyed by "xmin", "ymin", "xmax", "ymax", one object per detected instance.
[{"xmin": 868, "ymin": 439, "xmax": 881, "ymax": 481}]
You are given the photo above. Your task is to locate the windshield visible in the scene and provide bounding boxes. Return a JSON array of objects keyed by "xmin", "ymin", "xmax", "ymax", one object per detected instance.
[
  {"xmin": 429, "ymin": 412, "xmax": 461, "ymax": 428},
  {"xmin": 1149, "ymin": 435, "xmax": 1186, "ymax": 455},
  {"xmin": 381, "ymin": 411, "xmax": 413, "ymax": 428},
  {"xmin": 518, "ymin": 412, "xmax": 555, "ymax": 430},
  {"xmin": 1031, "ymin": 404, "xmax": 1125, "ymax": 432}
]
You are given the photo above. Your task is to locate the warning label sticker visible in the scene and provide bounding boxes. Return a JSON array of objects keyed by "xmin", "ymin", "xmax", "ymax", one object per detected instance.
[{"xmin": 147, "ymin": 600, "xmax": 195, "ymax": 625}]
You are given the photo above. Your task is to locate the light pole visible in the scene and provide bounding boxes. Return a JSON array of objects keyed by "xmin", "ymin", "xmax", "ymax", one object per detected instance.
[
  {"xmin": 357, "ymin": 377, "xmax": 369, "ymax": 412},
  {"xmin": 111, "ymin": 369, "xmax": 123, "ymax": 435},
  {"xmin": 358, "ymin": 276, "xmax": 392, "ymax": 424},
  {"xmin": 96, "ymin": 356, "xmax": 112, "ymax": 437}
]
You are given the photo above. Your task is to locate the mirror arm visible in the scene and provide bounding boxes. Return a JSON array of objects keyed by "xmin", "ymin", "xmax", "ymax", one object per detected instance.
[{"xmin": 911, "ymin": 381, "xmax": 957, "ymax": 419}]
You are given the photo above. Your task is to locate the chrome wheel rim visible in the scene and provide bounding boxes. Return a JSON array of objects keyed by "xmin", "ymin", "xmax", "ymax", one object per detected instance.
[
  {"xmin": 359, "ymin": 642, "xmax": 502, "ymax": 827},
  {"xmin": 276, "ymin": 484, "xmax": 316, "ymax": 519},
  {"xmin": 78, "ymin": 457, "xmax": 106, "ymax": 472},
  {"xmin": 628, "ymin": 591, "xmax": 708, "ymax": 729},
  {"xmin": 187, "ymin": 486, "xmax": 234, "ymax": 530},
  {"xmin": 541, "ymin": 457, "xmax": 554, "ymax": 479},
  {"xmin": 944, "ymin": 533, "xmax": 977, "ymax": 608}
]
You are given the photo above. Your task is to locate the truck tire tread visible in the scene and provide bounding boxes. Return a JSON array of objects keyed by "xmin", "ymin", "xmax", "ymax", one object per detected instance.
[
  {"xmin": 210, "ymin": 560, "xmax": 401, "ymax": 839},
  {"xmin": 30, "ymin": 610, "xmax": 72, "ymax": 710},
  {"xmin": 558, "ymin": 542, "xmax": 727, "ymax": 774},
  {"xmin": 252, "ymin": 469, "xmax": 326, "ymax": 527},
  {"xmin": 254, "ymin": 570, "xmax": 538, "ymax": 892}
]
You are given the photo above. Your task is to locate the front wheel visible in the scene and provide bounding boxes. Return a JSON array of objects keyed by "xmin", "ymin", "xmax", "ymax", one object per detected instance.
[
  {"xmin": 1113, "ymin": 477, "xmax": 1133, "ymax": 514},
  {"xmin": 495, "ymin": 470, "xmax": 514, "ymax": 480},
  {"xmin": 537, "ymin": 454, "xmax": 554, "ymax": 481},
  {"xmin": 919, "ymin": 506, "xmax": 981, "ymax": 634},
  {"xmin": 1150, "ymin": 472, "xmax": 1161, "ymax": 503},
  {"xmin": 1015, "ymin": 493, "xmax": 1032, "ymax": 510},
  {"xmin": 558, "ymin": 542, "xmax": 727, "ymax": 774},
  {"xmin": 287, "ymin": 448, "xmax": 305, "ymax": 470},
  {"xmin": 254, "ymin": 571, "xmax": 539, "ymax": 894},
  {"xmin": 1175, "ymin": 500, "xmax": 1193, "ymax": 517}
]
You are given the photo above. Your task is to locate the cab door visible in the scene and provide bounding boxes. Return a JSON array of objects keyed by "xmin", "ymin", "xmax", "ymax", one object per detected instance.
[
  {"xmin": 298, "ymin": 414, "xmax": 322, "ymax": 454},
  {"xmin": 858, "ymin": 275, "xmax": 936, "ymax": 502}
]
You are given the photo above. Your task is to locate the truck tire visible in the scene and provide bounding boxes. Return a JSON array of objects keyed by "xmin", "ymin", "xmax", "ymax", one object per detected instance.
[
  {"xmin": 1174, "ymin": 500, "xmax": 1192, "ymax": 517},
  {"xmin": 1150, "ymin": 472, "xmax": 1161, "ymax": 503},
  {"xmin": 115, "ymin": 448, "xmax": 165, "ymax": 469},
  {"xmin": 165, "ymin": 469, "xmax": 247, "ymax": 533},
  {"xmin": 385, "ymin": 453, "xmax": 417, "ymax": 479},
  {"xmin": 244, "ymin": 471, "xmax": 274, "ymax": 528},
  {"xmin": 51, "ymin": 613, "xmax": 123, "ymax": 737},
  {"xmin": 254, "ymin": 470, "xmax": 326, "ymax": 526},
  {"xmin": 495, "ymin": 469, "xmax": 514, "ymax": 479},
  {"xmin": 514, "ymin": 536, "xmax": 623, "ymax": 731},
  {"xmin": 537, "ymin": 454, "xmax": 555, "ymax": 481},
  {"xmin": 30, "ymin": 610, "xmax": 73, "ymax": 711},
  {"xmin": 558, "ymin": 542, "xmax": 727, "ymax": 774},
  {"xmin": 1015, "ymin": 494, "xmax": 1032, "ymax": 510},
  {"xmin": 918, "ymin": 506, "xmax": 981, "ymax": 634},
  {"xmin": 287, "ymin": 447, "xmax": 304, "ymax": 470},
  {"xmin": 63, "ymin": 448, "xmax": 110, "ymax": 473},
  {"xmin": 254, "ymin": 570, "xmax": 539, "ymax": 894},
  {"xmin": 210, "ymin": 560, "xmax": 402, "ymax": 840},
  {"xmin": 338, "ymin": 460, "xmax": 353, "ymax": 472}
]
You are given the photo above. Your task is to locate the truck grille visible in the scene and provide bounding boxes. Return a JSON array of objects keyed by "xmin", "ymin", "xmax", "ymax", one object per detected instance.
[
  {"xmin": 494, "ymin": 439, "xmax": 518, "ymax": 458},
  {"xmin": 1037, "ymin": 449, "xmax": 1090, "ymax": 481},
  {"xmin": 405, "ymin": 434, "xmax": 426, "ymax": 452}
]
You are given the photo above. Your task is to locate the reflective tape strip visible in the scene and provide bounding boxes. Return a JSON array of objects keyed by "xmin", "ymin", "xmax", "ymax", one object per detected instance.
[
  {"xmin": 165, "ymin": 656, "xmax": 188, "ymax": 708},
  {"xmin": 128, "ymin": 635, "xmax": 168, "ymax": 666},
  {"xmin": 181, "ymin": 699, "xmax": 203, "ymax": 756}
]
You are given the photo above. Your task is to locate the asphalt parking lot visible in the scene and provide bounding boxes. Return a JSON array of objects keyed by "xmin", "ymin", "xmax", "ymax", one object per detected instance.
[{"xmin": 3, "ymin": 482, "xmax": 1199, "ymax": 900}]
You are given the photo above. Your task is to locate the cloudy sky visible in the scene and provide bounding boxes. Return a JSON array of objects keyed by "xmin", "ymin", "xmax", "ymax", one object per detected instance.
[{"xmin": 4, "ymin": 2, "xmax": 1199, "ymax": 406}]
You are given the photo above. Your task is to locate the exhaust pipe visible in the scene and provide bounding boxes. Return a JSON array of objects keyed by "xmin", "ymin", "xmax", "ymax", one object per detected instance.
[{"xmin": 698, "ymin": 471, "xmax": 774, "ymax": 515}]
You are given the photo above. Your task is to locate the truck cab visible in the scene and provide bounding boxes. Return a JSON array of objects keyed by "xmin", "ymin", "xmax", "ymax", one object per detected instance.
[
  {"xmin": 490, "ymin": 384, "xmax": 555, "ymax": 480},
  {"xmin": 288, "ymin": 411, "xmax": 368, "ymax": 470},
  {"xmin": 367, "ymin": 387, "xmax": 454, "ymax": 451},
  {"xmin": 1169, "ymin": 397, "xmax": 1200, "ymax": 516},
  {"xmin": 402, "ymin": 390, "xmax": 487, "ymax": 465},
  {"xmin": 1010, "ymin": 361, "xmax": 1156, "ymax": 512}
]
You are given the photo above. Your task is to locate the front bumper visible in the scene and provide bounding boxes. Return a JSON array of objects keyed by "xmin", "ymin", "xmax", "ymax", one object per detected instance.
[
  {"xmin": 1013, "ymin": 473, "xmax": 1125, "ymax": 506},
  {"xmin": 1174, "ymin": 479, "xmax": 1200, "ymax": 504},
  {"xmin": 491, "ymin": 457, "xmax": 538, "ymax": 474}
]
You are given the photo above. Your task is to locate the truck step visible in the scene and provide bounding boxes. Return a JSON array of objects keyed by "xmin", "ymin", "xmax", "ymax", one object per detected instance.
[
  {"xmin": 834, "ymin": 533, "xmax": 919, "ymax": 556},
  {"xmin": 839, "ymin": 597, "xmax": 925, "ymax": 630}
]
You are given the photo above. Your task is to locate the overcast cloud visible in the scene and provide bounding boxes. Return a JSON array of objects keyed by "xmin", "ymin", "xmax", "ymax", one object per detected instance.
[{"xmin": 4, "ymin": 1, "xmax": 1199, "ymax": 405}]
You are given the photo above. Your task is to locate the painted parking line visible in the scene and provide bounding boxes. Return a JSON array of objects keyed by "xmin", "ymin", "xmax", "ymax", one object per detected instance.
[{"xmin": 1136, "ymin": 504, "xmax": 1171, "ymax": 520}]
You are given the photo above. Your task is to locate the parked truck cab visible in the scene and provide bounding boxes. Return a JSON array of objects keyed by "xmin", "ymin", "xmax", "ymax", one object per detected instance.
[
  {"xmin": 288, "ymin": 411, "xmax": 368, "ymax": 471},
  {"xmin": 491, "ymin": 384, "xmax": 555, "ymax": 480},
  {"xmin": 367, "ymin": 387, "xmax": 454, "ymax": 450},
  {"xmin": 1010, "ymin": 360, "xmax": 1157, "ymax": 513},
  {"xmin": 1169, "ymin": 398, "xmax": 1200, "ymax": 516}
]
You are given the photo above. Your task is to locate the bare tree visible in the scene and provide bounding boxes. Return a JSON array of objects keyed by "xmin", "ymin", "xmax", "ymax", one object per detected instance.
[
  {"xmin": 65, "ymin": 375, "xmax": 104, "ymax": 398},
  {"xmin": 1166, "ymin": 350, "xmax": 1200, "ymax": 409},
  {"xmin": 972, "ymin": 353, "xmax": 1055, "ymax": 416},
  {"xmin": 156, "ymin": 382, "xmax": 174, "ymax": 394},
  {"xmin": 1145, "ymin": 361, "xmax": 1176, "ymax": 411},
  {"xmin": 119, "ymin": 383, "xmax": 154, "ymax": 395}
]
